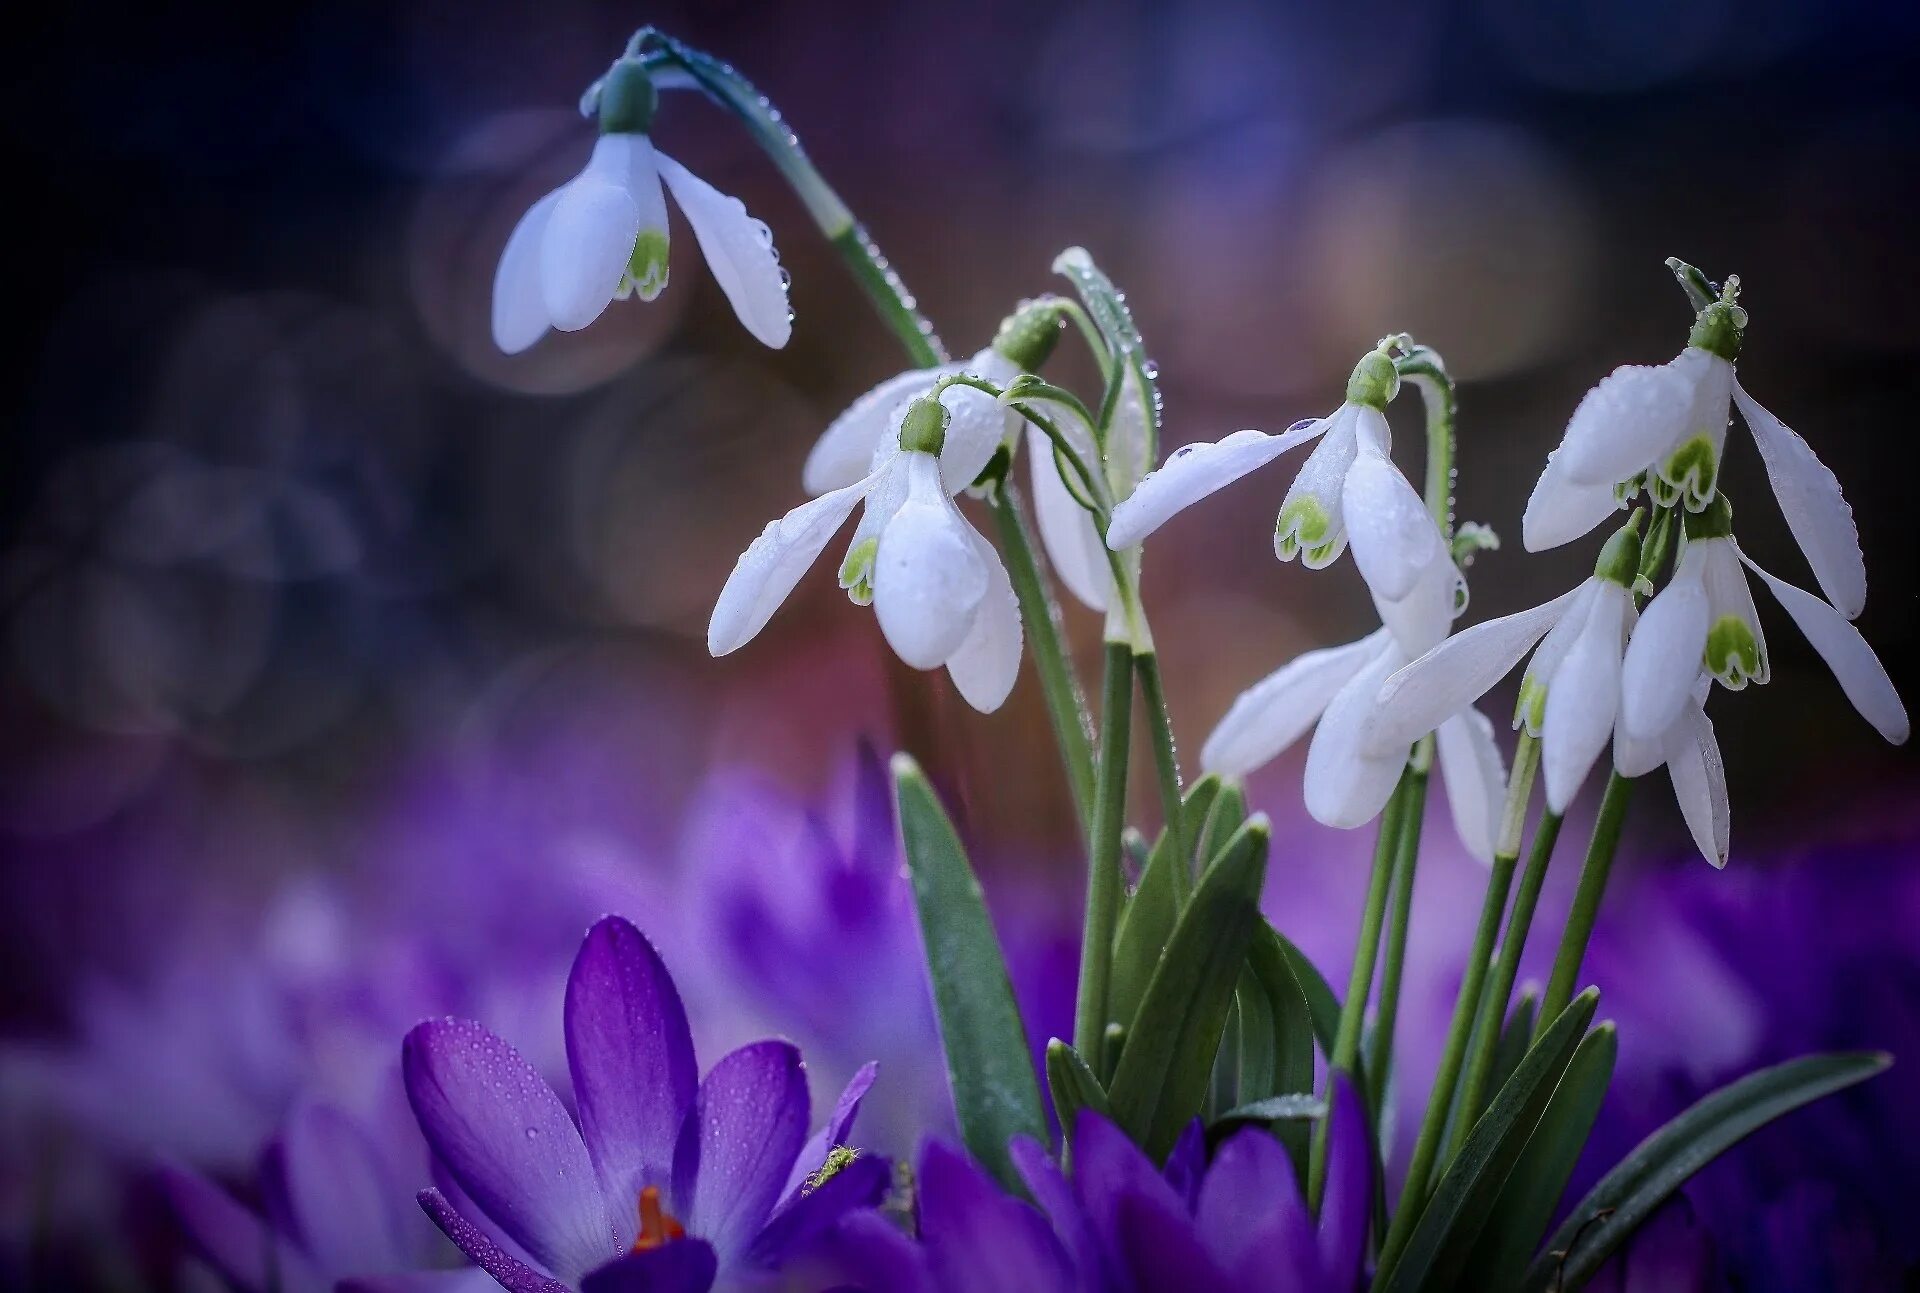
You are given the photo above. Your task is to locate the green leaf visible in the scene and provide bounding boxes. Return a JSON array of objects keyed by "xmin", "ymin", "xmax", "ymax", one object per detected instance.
[
  {"xmin": 1046, "ymin": 1039, "xmax": 1111, "ymax": 1135},
  {"xmin": 1522, "ymin": 1050, "xmax": 1891, "ymax": 1292},
  {"xmin": 1196, "ymin": 782, "xmax": 1247, "ymax": 874},
  {"xmin": 892, "ymin": 754, "xmax": 1049, "ymax": 1189},
  {"xmin": 1207, "ymin": 1092, "xmax": 1327, "ymax": 1150},
  {"xmin": 1107, "ymin": 816, "xmax": 1270, "ymax": 1161},
  {"xmin": 1488, "ymin": 991, "xmax": 1540, "ymax": 1101},
  {"xmin": 1377, "ymin": 988, "xmax": 1600, "ymax": 1293},
  {"xmin": 1245, "ymin": 925, "xmax": 1317, "ymax": 1100},
  {"xmin": 1051, "ymin": 246, "xmax": 1162, "ymax": 457},
  {"xmin": 1460, "ymin": 1022, "xmax": 1617, "ymax": 1290},
  {"xmin": 1108, "ymin": 775, "xmax": 1223, "ymax": 1040}
]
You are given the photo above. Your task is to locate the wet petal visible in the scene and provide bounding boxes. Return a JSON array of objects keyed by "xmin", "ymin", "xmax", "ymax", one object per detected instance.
[
  {"xmin": 709, "ymin": 475, "xmax": 871, "ymax": 655},
  {"xmin": 1342, "ymin": 411, "xmax": 1440, "ymax": 603},
  {"xmin": 656, "ymin": 151, "xmax": 791, "ymax": 348},
  {"xmin": 493, "ymin": 189, "xmax": 561, "ymax": 354},
  {"xmin": 1304, "ymin": 643, "xmax": 1410, "ymax": 830},
  {"xmin": 779, "ymin": 1062, "xmax": 879, "ymax": 1206},
  {"xmin": 1028, "ymin": 422, "xmax": 1112, "ymax": 611},
  {"xmin": 1541, "ymin": 586, "xmax": 1628, "ymax": 813},
  {"xmin": 416, "ymin": 1188, "xmax": 572, "ymax": 1293},
  {"xmin": 670, "ymin": 1041, "xmax": 809, "ymax": 1266},
  {"xmin": 1741, "ymin": 552, "xmax": 1908, "ymax": 744},
  {"xmin": 1557, "ymin": 357, "xmax": 1695, "ymax": 486},
  {"xmin": 1620, "ymin": 562, "xmax": 1710, "ymax": 741},
  {"xmin": 1107, "ymin": 423, "xmax": 1327, "ymax": 550},
  {"xmin": 540, "ymin": 139, "xmax": 642, "ymax": 333},
  {"xmin": 1435, "ymin": 709, "xmax": 1506, "ymax": 864},
  {"xmin": 1200, "ymin": 634, "xmax": 1380, "ymax": 778},
  {"xmin": 1667, "ymin": 701, "xmax": 1730, "ymax": 867},
  {"xmin": 1734, "ymin": 380, "xmax": 1866, "ymax": 619},
  {"xmin": 873, "ymin": 455, "xmax": 989, "ymax": 669},
  {"xmin": 944, "ymin": 527, "xmax": 1023, "ymax": 712},
  {"xmin": 1521, "ymin": 450, "xmax": 1628, "ymax": 552},
  {"xmin": 805, "ymin": 368, "xmax": 945, "ymax": 495}
]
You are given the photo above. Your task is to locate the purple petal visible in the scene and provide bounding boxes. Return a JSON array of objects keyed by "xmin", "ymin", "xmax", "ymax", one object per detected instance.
[
  {"xmin": 1072, "ymin": 1111, "xmax": 1187, "ymax": 1286},
  {"xmin": 404, "ymin": 1018, "xmax": 616, "ymax": 1283},
  {"xmin": 565, "ymin": 916, "xmax": 698, "ymax": 1225},
  {"xmin": 1161, "ymin": 1120, "xmax": 1208, "ymax": 1211},
  {"xmin": 577, "ymin": 1240, "xmax": 719, "ymax": 1293},
  {"xmin": 275, "ymin": 1102, "xmax": 409, "ymax": 1277},
  {"xmin": 780, "ymin": 1061, "xmax": 879, "ymax": 1205},
  {"xmin": 1115, "ymin": 1189, "xmax": 1230, "ymax": 1293},
  {"xmin": 805, "ymin": 1210, "xmax": 935, "ymax": 1293},
  {"xmin": 920, "ymin": 1141, "xmax": 1075, "ymax": 1293},
  {"xmin": 749, "ymin": 1153, "xmax": 890, "ymax": 1268},
  {"xmin": 1196, "ymin": 1129, "xmax": 1315, "ymax": 1291},
  {"xmin": 1316, "ymin": 1074, "xmax": 1373, "ymax": 1291},
  {"xmin": 1009, "ymin": 1137, "xmax": 1100, "ymax": 1291},
  {"xmin": 417, "ymin": 1188, "xmax": 571, "ymax": 1293},
  {"xmin": 670, "ymin": 1040, "xmax": 809, "ymax": 1266},
  {"xmin": 339, "ymin": 1273, "xmax": 503, "ymax": 1293},
  {"xmin": 158, "ymin": 1162, "xmax": 319, "ymax": 1293}
]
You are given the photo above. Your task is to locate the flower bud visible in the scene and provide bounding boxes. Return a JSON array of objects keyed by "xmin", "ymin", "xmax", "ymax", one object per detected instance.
[
  {"xmin": 1592, "ymin": 513, "xmax": 1645, "ymax": 587},
  {"xmin": 898, "ymin": 396, "xmax": 950, "ymax": 456},
  {"xmin": 990, "ymin": 300, "xmax": 1063, "ymax": 373},
  {"xmin": 1345, "ymin": 349, "xmax": 1400, "ymax": 410}
]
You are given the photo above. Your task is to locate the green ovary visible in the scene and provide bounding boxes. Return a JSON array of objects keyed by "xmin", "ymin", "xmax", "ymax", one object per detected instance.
[
  {"xmin": 1653, "ymin": 434, "xmax": 1718, "ymax": 510},
  {"xmin": 627, "ymin": 230, "xmax": 670, "ymax": 301},
  {"xmin": 1514, "ymin": 676, "xmax": 1548, "ymax": 734},
  {"xmin": 1275, "ymin": 496, "xmax": 1332, "ymax": 562},
  {"xmin": 839, "ymin": 538, "xmax": 878, "ymax": 606},
  {"xmin": 1705, "ymin": 614, "xmax": 1762, "ymax": 687}
]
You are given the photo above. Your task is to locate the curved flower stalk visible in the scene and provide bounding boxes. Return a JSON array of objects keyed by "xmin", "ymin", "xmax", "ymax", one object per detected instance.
[
  {"xmin": 1620, "ymin": 496, "xmax": 1908, "ymax": 752},
  {"xmin": 161, "ymin": 1102, "xmax": 492, "ymax": 1293},
  {"xmin": 1203, "ymin": 544, "xmax": 1505, "ymax": 855},
  {"xmin": 492, "ymin": 58, "xmax": 791, "ymax": 353},
  {"xmin": 815, "ymin": 1085, "xmax": 1368, "ymax": 1293},
  {"xmin": 709, "ymin": 396, "xmax": 1022, "ymax": 712},
  {"xmin": 1524, "ymin": 267, "xmax": 1866, "ymax": 620},
  {"xmin": 1107, "ymin": 346, "xmax": 1442, "ymax": 605},
  {"xmin": 404, "ymin": 916, "xmax": 887, "ymax": 1293},
  {"xmin": 1366, "ymin": 517, "xmax": 1739, "ymax": 863}
]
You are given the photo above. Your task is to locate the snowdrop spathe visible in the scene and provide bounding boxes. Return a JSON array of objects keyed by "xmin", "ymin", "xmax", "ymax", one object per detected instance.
[
  {"xmin": 492, "ymin": 59, "xmax": 792, "ymax": 354},
  {"xmin": 1619, "ymin": 497, "xmax": 1908, "ymax": 749},
  {"xmin": 1107, "ymin": 349, "xmax": 1442, "ymax": 605},
  {"xmin": 1524, "ymin": 288, "xmax": 1866, "ymax": 620},
  {"xmin": 709, "ymin": 397, "xmax": 1022, "ymax": 712},
  {"xmin": 1205, "ymin": 542, "xmax": 1505, "ymax": 851}
]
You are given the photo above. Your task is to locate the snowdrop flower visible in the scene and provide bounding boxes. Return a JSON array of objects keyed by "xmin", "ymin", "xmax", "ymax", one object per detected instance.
[
  {"xmin": 802, "ymin": 303, "xmax": 1138, "ymax": 613},
  {"xmin": 1619, "ymin": 497, "xmax": 1908, "ymax": 749},
  {"xmin": 1108, "ymin": 348, "xmax": 1442, "ymax": 604},
  {"xmin": 492, "ymin": 59, "xmax": 791, "ymax": 353},
  {"xmin": 1368, "ymin": 521, "xmax": 1657, "ymax": 818},
  {"xmin": 1205, "ymin": 545, "xmax": 1505, "ymax": 850},
  {"xmin": 709, "ymin": 397, "xmax": 1022, "ymax": 712},
  {"xmin": 1524, "ymin": 290, "xmax": 1866, "ymax": 620}
]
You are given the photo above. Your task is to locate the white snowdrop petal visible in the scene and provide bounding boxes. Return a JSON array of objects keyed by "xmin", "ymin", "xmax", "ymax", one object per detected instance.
[
  {"xmin": 1372, "ymin": 549, "xmax": 1463, "ymax": 660},
  {"xmin": 1612, "ymin": 722, "xmax": 1666, "ymax": 779},
  {"xmin": 1026, "ymin": 423, "xmax": 1111, "ymax": 611},
  {"xmin": 1365, "ymin": 585, "xmax": 1583, "ymax": 756},
  {"xmin": 708, "ymin": 475, "xmax": 872, "ymax": 655},
  {"xmin": 1733, "ymin": 380, "xmax": 1867, "ymax": 620},
  {"xmin": 1304, "ymin": 644, "xmax": 1411, "ymax": 830},
  {"xmin": 1435, "ymin": 709, "xmax": 1507, "ymax": 864},
  {"xmin": 1558, "ymin": 358, "xmax": 1696, "ymax": 486},
  {"xmin": 540, "ymin": 170, "xmax": 640, "ymax": 332},
  {"xmin": 945, "ymin": 528, "xmax": 1023, "ymax": 712},
  {"xmin": 1342, "ymin": 421, "xmax": 1442, "ymax": 603},
  {"xmin": 1740, "ymin": 552, "xmax": 1909, "ymax": 744},
  {"xmin": 1199, "ymin": 633, "xmax": 1382, "ymax": 778},
  {"xmin": 1620, "ymin": 568, "xmax": 1710, "ymax": 741},
  {"xmin": 1541, "ymin": 586, "xmax": 1627, "ymax": 812},
  {"xmin": 873, "ymin": 457, "xmax": 990, "ymax": 669},
  {"xmin": 1522, "ymin": 450, "xmax": 1628, "ymax": 552},
  {"xmin": 1106, "ymin": 422, "xmax": 1327, "ymax": 550},
  {"xmin": 804, "ymin": 368, "xmax": 947, "ymax": 495},
  {"xmin": 655, "ymin": 151, "xmax": 792, "ymax": 348},
  {"xmin": 492, "ymin": 188, "xmax": 561, "ymax": 354},
  {"xmin": 1275, "ymin": 411, "xmax": 1360, "ymax": 567},
  {"xmin": 1667, "ymin": 702, "xmax": 1730, "ymax": 867},
  {"xmin": 935, "ymin": 377, "xmax": 1013, "ymax": 495}
]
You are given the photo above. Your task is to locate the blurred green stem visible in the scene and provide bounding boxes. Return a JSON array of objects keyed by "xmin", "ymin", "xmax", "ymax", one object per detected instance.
[{"xmin": 1075, "ymin": 644, "xmax": 1134, "ymax": 1067}]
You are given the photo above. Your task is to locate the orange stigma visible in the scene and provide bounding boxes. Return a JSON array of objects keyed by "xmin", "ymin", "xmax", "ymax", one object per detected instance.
[{"xmin": 632, "ymin": 1186, "xmax": 686, "ymax": 1252}]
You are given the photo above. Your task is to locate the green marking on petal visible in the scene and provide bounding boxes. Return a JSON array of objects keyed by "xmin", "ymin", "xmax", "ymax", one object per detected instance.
[
  {"xmin": 1704, "ymin": 614, "xmax": 1762, "ymax": 688},
  {"xmin": 627, "ymin": 229, "xmax": 671, "ymax": 302},
  {"xmin": 839, "ymin": 537, "xmax": 878, "ymax": 605},
  {"xmin": 1515, "ymin": 676, "xmax": 1548, "ymax": 735},
  {"xmin": 1657, "ymin": 434, "xmax": 1719, "ymax": 512},
  {"xmin": 1275, "ymin": 496, "xmax": 1332, "ymax": 563}
]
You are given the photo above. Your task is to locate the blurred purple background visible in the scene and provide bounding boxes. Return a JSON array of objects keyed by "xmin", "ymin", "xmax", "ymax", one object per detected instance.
[{"xmin": 2, "ymin": 1, "xmax": 1917, "ymax": 1289}]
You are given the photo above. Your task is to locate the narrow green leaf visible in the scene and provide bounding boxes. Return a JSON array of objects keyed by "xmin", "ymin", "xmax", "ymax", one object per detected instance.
[
  {"xmin": 1108, "ymin": 816, "xmax": 1270, "ymax": 1161},
  {"xmin": 1046, "ymin": 1039, "xmax": 1111, "ymax": 1135},
  {"xmin": 1108, "ymin": 775, "xmax": 1224, "ymax": 1041},
  {"xmin": 1377, "ymin": 988, "xmax": 1600, "ymax": 1293},
  {"xmin": 1270, "ymin": 926, "xmax": 1341, "ymax": 1053},
  {"xmin": 1051, "ymin": 246, "xmax": 1162, "ymax": 453},
  {"xmin": 1461, "ymin": 1022, "xmax": 1617, "ymax": 1290},
  {"xmin": 892, "ymin": 754, "xmax": 1048, "ymax": 1189},
  {"xmin": 1245, "ymin": 926, "xmax": 1317, "ymax": 1100},
  {"xmin": 1488, "ymin": 991, "xmax": 1539, "ymax": 1099},
  {"xmin": 1196, "ymin": 782, "xmax": 1247, "ymax": 873},
  {"xmin": 1214, "ymin": 1094, "xmax": 1327, "ymax": 1123},
  {"xmin": 1522, "ymin": 1050, "xmax": 1892, "ymax": 1292}
]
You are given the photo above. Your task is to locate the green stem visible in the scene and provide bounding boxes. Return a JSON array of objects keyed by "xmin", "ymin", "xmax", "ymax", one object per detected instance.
[
  {"xmin": 1365, "ymin": 759, "xmax": 1432, "ymax": 1112},
  {"xmin": 1536, "ymin": 772, "xmax": 1635, "ymax": 1033},
  {"xmin": 1074, "ymin": 644, "xmax": 1134, "ymax": 1065},
  {"xmin": 1445, "ymin": 807, "xmax": 1564, "ymax": 1163},
  {"xmin": 1133, "ymin": 650, "xmax": 1190, "ymax": 902},
  {"xmin": 1394, "ymin": 346, "xmax": 1456, "ymax": 537},
  {"xmin": 987, "ymin": 483, "xmax": 1096, "ymax": 837},
  {"xmin": 1310, "ymin": 768, "xmax": 1412, "ymax": 1210},
  {"xmin": 1375, "ymin": 731, "xmax": 1538, "ymax": 1284}
]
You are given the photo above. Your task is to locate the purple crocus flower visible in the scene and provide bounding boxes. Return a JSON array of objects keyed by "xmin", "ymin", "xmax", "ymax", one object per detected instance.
[
  {"xmin": 816, "ymin": 1076, "xmax": 1371, "ymax": 1292},
  {"xmin": 404, "ymin": 915, "xmax": 889, "ymax": 1293}
]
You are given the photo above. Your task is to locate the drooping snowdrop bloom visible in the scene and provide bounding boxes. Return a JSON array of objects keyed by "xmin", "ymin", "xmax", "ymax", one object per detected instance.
[
  {"xmin": 1108, "ymin": 348, "xmax": 1442, "ymax": 605},
  {"xmin": 709, "ymin": 397, "xmax": 1022, "ymax": 711},
  {"xmin": 1205, "ymin": 540, "xmax": 1506, "ymax": 850},
  {"xmin": 1619, "ymin": 497, "xmax": 1908, "ymax": 749},
  {"xmin": 1524, "ymin": 292, "xmax": 1867, "ymax": 620},
  {"xmin": 1369, "ymin": 521, "xmax": 1671, "ymax": 818},
  {"xmin": 405, "ymin": 916, "xmax": 889, "ymax": 1293},
  {"xmin": 492, "ymin": 60, "xmax": 791, "ymax": 353}
]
